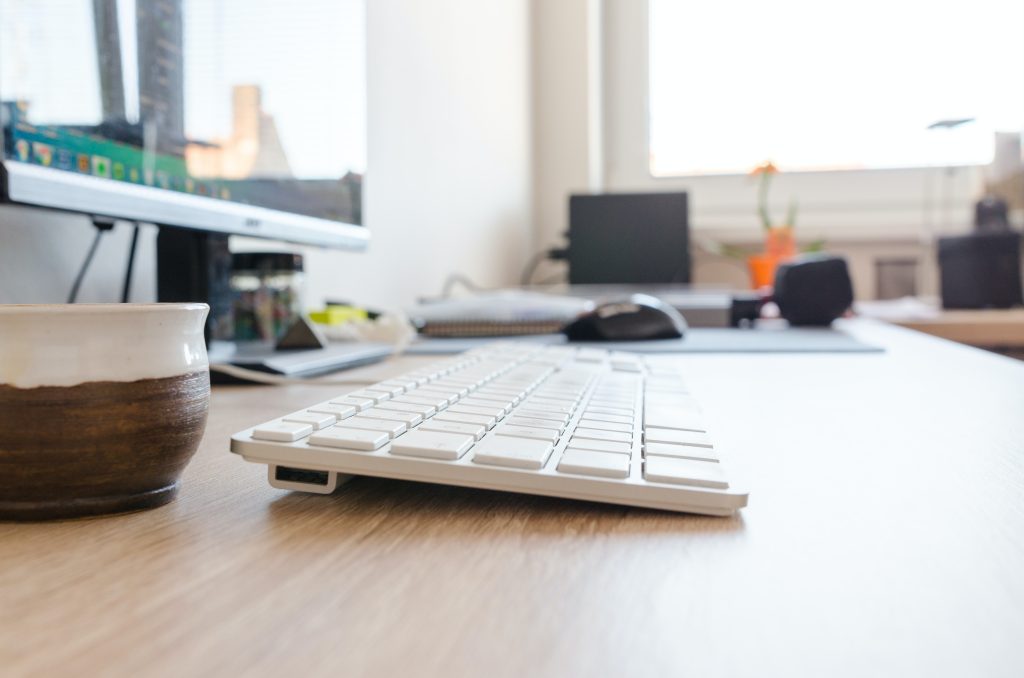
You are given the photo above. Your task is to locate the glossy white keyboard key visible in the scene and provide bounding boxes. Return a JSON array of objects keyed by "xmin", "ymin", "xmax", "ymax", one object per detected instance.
[
  {"xmin": 330, "ymin": 396, "xmax": 375, "ymax": 411},
  {"xmin": 309, "ymin": 427, "xmax": 389, "ymax": 451},
  {"xmin": 644, "ymin": 427, "xmax": 714, "ymax": 448},
  {"xmin": 413, "ymin": 389, "xmax": 461, "ymax": 406},
  {"xmin": 346, "ymin": 389, "xmax": 391, "ymax": 403},
  {"xmin": 344, "ymin": 416, "xmax": 407, "ymax": 439},
  {"xmin": 281, "ymin": 412, "xmax": 336, "ymax": 430},
  {"xmin": 376, "ymin": 379, "xmax": 416, "ymax": 393},
  {"xmin": 419, "ymin": 420, "xmax": 487, "ymax": 441},
  {"xmin": 644, "ymin": 408, "xmax": 706, "ymax": 432},
  {"xmin": 507, "ymin": 416, "xmax": 564, "ymax": 433},
  {"xmin": 644, "ymin": 456, "xmax": 728, "ymax": 489},
  {"xmin": 450, "ymin": 402, "xmax": 507, "ymax": 419},
  {"xmin": 585, "ymin": 406, "xmax": 634, "ymax": 418},
  {"xmin": 433, "ymin": 411, "xmax": 497, "ymax": 430},
  {"xmin": 360, "ymin": 408, "xmax": 423, "ymax": 427},
  {"xmin": 375, "ymin": 401, "xmax": 436, "ymax": 418},
  {"xmin": 472, "ymin": 437, "xmax": 553, "ymax": 470},
  {"xmin": 307, "ymin": 403, "xmax": 358, "ymax": 420},
  {"xmin": 573, "ymin": 428, "xmax": 632, "ymax": 444},
  {"xmin": 514, "ymin": 409, "xmax": 571, "ymax": 425},
  {"xmin": 394, "ymin": 394, "xmax": 449, "ymax": 411},
  {"xmin": 521, "ymin": 401, "xmax": 573, "ymax": 414},
  {"xmin": 644, "ymin": 442, "xmax": 720, "ymax": 462},
  {"xmin": 567, "ymin": 438, "xmax": 632, "ymax": 455},
  {"xmin": 557, "ymin": 448, "xmax": 630, "ymax": 478},
  {"xmin": 252, "ymin": 421, "xmax": 313, "ymax": 442},
  {"xmin": 495, "ymin": 424, "xmax": 559, "ymax": 444},
  {"xmin": 430, "ymin": 382, "xmax": 471, "ymax": 397},
  {"xmin": 391, "ymin": 430, "xmax": 475, "ymax": 460},
  {"xmin": 578, "ymin": 418, "xmax": 632, "ymax": 434},
  {"xmin": 363, "ymin": 384, "xmax": 403, "ymax": 398},
  {"xmin": 582, "ymin": 411, "xmax": 633, "ymax": 425}
]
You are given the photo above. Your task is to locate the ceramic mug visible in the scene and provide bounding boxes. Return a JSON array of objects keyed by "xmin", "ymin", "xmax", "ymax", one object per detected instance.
[{"xmin": 0, "ymin": 303, "xmax": 210, "ymax": 520}]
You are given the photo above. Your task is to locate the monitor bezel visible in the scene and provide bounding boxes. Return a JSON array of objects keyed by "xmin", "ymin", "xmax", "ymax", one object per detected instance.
[{"xmin": 0, "ymin": 160, "xmax": 369, "ymax": 250}]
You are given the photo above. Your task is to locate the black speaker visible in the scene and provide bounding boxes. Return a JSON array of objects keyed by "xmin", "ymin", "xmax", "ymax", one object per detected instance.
[
  {"xmin": 773, "ymin": 254, "xmax": 854, "ymax": 326},
  {"xmin": 938, "ymin": 232, "xmax": 1023, "ymax": 309}
]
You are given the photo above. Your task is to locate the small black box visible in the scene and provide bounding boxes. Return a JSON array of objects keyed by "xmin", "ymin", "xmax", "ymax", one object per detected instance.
[{"xmin": 938, "ymin": 233, "xmax": 1023, "ymax": 309}]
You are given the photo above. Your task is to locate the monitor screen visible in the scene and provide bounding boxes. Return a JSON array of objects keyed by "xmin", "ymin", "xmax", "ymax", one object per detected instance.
[{"xmin": 0, "ymin": 0, "xmax": 366, "ymax": 245}]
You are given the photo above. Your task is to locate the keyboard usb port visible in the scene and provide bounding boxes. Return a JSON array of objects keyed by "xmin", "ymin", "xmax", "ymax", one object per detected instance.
[{"xmin": 274, "ymin": 466, "xmax": 330, "ymax": 486}]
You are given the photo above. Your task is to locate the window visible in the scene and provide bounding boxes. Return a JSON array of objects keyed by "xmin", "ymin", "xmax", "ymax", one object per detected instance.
[{"xmin": 648, "ymin": 0, "xmax": 1024, "ymax": 177}]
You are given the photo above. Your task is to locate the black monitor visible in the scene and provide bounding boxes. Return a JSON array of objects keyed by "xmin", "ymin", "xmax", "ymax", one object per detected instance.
[
  {"xmin": 568, "ymin": 192, "xmax": 690, "ymax": 285},
  {"xmin": 0, "ymin": 0, "xmax": 367, "ymax": 328}
]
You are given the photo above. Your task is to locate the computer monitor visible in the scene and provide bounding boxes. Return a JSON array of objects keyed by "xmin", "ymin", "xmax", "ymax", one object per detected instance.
[
  {"xmin": 0, "ymin": 0, "xmax": 367, "ymax": 320},
  {"xmin": 568, "ymin": 192, "xmax": 690, "ymax": 285}
]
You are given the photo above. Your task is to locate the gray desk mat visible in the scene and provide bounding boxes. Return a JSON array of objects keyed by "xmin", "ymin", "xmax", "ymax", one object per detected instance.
[{"xmin": 407, "ymin": 328, "xmax": 881, "ymax": 355}]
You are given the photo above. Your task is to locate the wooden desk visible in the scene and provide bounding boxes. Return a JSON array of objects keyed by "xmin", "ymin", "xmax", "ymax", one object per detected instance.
[
  {"xmin": 3, "ymin": 320, "xmax": 1024, "ymax": 677},
  {"xmin": 858, "ymin": 298, "xmax": 1024, "ymax": 357}
]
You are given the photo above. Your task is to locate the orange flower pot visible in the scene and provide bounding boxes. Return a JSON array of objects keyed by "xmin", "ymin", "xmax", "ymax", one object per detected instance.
[
  {"xmin": 748, "ymin": 227, "xmax": 798, "ymax": 290},
  {"xmin": 747, "ymin": 253, "xmax": 780, "ymax": 290}
]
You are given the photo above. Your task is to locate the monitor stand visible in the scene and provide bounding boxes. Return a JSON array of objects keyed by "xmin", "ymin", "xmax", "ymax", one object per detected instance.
[{"xmin": 155, "ymin": 227, "xmax": 392, "ymax": 381}]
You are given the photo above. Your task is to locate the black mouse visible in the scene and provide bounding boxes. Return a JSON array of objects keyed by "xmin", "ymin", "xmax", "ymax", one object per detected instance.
[{"xmin": 563, "ymin": 294, "xmax": 687, "ymax": 342}]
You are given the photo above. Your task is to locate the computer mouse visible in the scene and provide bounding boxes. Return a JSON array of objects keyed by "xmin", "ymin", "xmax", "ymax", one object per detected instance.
[{"xmin": 563, "ymin": 293, "xmax": 687, "ymax": 342}]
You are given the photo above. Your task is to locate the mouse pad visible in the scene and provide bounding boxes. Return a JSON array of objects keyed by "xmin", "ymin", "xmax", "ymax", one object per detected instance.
[{"xmin": 406, "ymin": 327, "xmax": 881, "ymax": 355}]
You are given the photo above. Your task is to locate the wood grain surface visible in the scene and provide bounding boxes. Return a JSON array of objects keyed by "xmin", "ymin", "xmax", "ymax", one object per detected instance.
[{"xmin": 1, "ymin": 320, "xmax": 1023, "ymax": 677}]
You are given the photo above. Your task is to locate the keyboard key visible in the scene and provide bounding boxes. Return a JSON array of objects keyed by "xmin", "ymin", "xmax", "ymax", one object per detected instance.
[
  {"xmin": 413, "ymin": 389, "xmax": 461, "ymax": 406},
  {"xmin": 419, "ymin": 420, "xmax": 487, "ymax": 441},
  {"xmin": 252, "ymin": 421, "xmax": 313, "ymax": 442},
  {"xmin": 360, "ymin": 408, "xmax": 423, "ymax": 427},
  {"xmin": 391, "ymin": 430, "xmax": 476, "ymax": 460},
  {"xmin": 578, "ymin": 418, "xmax": 632, "ymax": 434},
  {"xmin": 585, "ymin": 406, "xmax": 633, "ymax": 418},
  {"xmin": 346, "ymin": 389, "xmax": 391, "ymax": 403},
  {"xmin": 573, "ymin": 428, "xmax": 632, "ymax": 444},
  {"xmin": 281, "ymin": 412, "xmax": 336, "ymax": 430},
  {"xmin": 309, "ymin": 427, "xmax": 389, "ymax": 451},
  {"xmin": 472, "ymin": 437, "xmax": 553, "ymax": 470},
  {"xmin": 460, "ymin": 397, "xmax": 512, "ymax": 413},
  {"xmin": 344, "ymin": 416, "xmax": 407, "ymax": 439},
  {"xmin": 644, "ymin": 442, "xmax": 720, "ymax": 462},
  {"xmin": 644, "ymin": 427, "xmax": 714, "ymax": 448},
  {"xmin": 643, "ymin": 408, "xmax": 706, "ymax": 432},
  {"xmin": 448, "ymin": 403, "xmax": 506, "ymax": 420},
  {"xmin": 557, "ymin": 448, "xmax": 630, "ymax": 478},
  {"xmin": 644, "ymin": 456, "xmax": 728, "ymax": 489},
  {"xmin": 433, "ymin": 411, "xmax": 497, "ymax": 429},
  {"xmin": 307, "ymin": 403, "xmax": 358, "ymax": 420},
  {"xmin": 507, "ymin": 416, "xmax": 564, "ymax": 433},
  {"xmin": 330, "ymin": 396, "xmax": 375, "ymax": 411},
  {"xmin": 375, "ymin": 401, "xmax": 436, "ymax": 418},
  {"xmin": 364, "ymin": 384, "xmax": 404, "ymax": 397},
  {"xmin": 583, "ymin": 412, "xmax": 633, "ymax": 425},
  {"xmin": 393, "ymin": 394, "xmax": 449, "ymax": 411},
  {"xmin": 513, "ymin": 409, "xmax": 571, "ymax": 425},
  {"xmin": 375, "ymin": 379, "xmax": 416, "ymax": 393},
  {"xmin": 567, "ymin": 438, "xmax": 632, "ymax": 455},
  {"xmin": 495, "ymin": 424, "xmax": 559, "ymax": 444}
]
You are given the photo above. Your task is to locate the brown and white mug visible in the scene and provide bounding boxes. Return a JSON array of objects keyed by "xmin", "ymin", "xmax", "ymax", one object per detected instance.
[{"xmin": 0, "ymin": 303, "xmax": 210, "ymax": 520}]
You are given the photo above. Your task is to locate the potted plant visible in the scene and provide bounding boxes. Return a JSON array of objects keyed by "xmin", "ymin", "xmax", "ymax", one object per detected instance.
[{"xmin": 747, "ymin": 161, "xmax": 799, "ymax": 289}]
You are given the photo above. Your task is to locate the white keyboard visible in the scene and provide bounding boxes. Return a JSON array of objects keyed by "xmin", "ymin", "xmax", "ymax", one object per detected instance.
[{"xmin": 230, "ymin": 343, "xmax": 748, "ymax": 515}]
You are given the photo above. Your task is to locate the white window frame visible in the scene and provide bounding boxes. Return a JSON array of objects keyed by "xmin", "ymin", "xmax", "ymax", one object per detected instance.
[{"xmin": 599, "ymin": 0, "xmax": 985, "ymax": 243}]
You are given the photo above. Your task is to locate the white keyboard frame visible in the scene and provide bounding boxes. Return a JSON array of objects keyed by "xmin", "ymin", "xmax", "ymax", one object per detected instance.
[{"xmin": 230, "ymin": 357, "xmax": 749, "ymax": 516}]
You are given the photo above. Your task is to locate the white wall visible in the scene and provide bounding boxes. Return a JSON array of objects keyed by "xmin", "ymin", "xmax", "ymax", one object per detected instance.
[{"xmin": 0, "ymin": 0, "xmax": 533, "ymax": 311}]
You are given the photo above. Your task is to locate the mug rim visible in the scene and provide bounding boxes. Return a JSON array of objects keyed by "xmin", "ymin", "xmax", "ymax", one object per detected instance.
[{"xmin": 0, "ymin": 303, "xmax": 209, "ymax": 315}]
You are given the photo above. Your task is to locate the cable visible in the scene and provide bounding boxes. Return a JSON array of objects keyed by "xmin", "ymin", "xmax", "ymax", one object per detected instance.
[
  {"xmin": 441, "ymin": 273, "xmax": 483, "ymax": 298},
  {"xmin": 67, "ymin": 218, "xmax": 116, "ymax": 303},
  {"xmin": 520, "ymin": 250, "xmax": 549, "ymax": 286},
  {"xmin": 521, "ymin": 247, "xmax": 569, "ymax": 286},
  {"xmin": 121, "ymin": 223, "xmax": 141, "ymax": 303}
]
